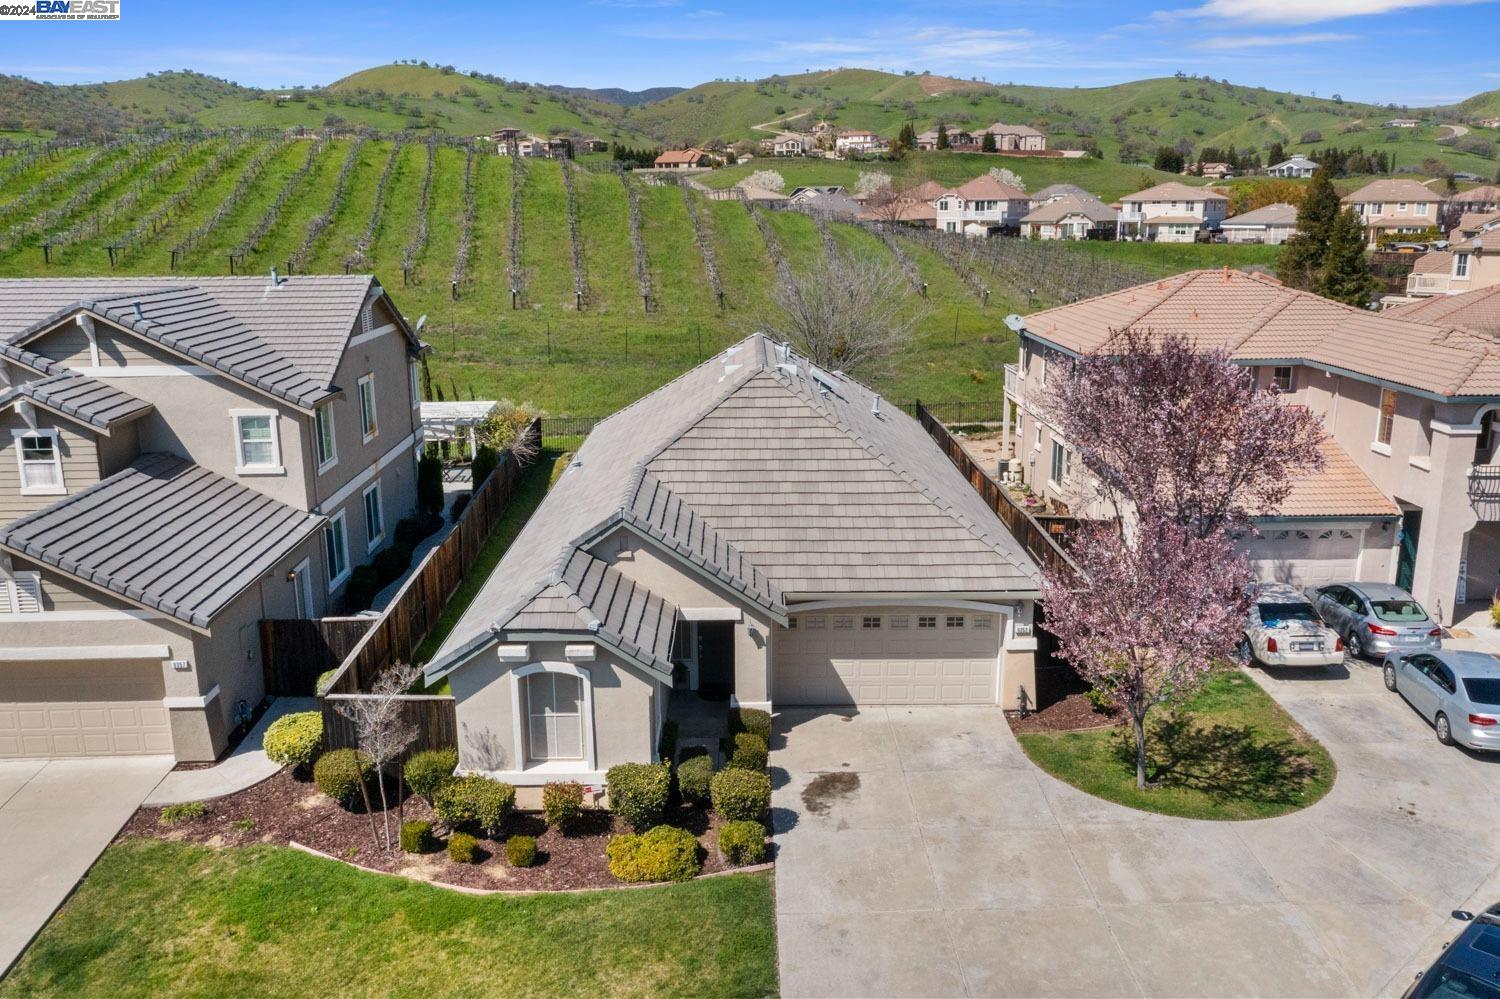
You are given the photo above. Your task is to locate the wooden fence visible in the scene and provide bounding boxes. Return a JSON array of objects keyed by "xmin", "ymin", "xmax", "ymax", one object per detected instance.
[
  {"xmin": 916, "ymin": 401, "xmax": 1078, "ymax": 577},
  {"xmin": 260, "ymin": 617, "xmax": 374, "ymax": 696},
  {"xmin": 314, "ymin": 418, "xmax": 541, "ymax": 751}
]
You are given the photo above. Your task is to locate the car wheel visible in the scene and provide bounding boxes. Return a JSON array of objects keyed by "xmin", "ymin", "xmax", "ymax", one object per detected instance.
[
  {"xmin": 1384, "ymin": 663, "xmax": 1398, "ymax": 691},
  {"xmin": 1237, "ymin": 638, "xmax": 1254, "ymax": 666},
  {"xmin": 1346, "ymin": 630, "xmax": 1365, "ymax": 660},
  {"xmin": 1435, "ymin": 712, "xmax": 1455, "ymax": 746}
]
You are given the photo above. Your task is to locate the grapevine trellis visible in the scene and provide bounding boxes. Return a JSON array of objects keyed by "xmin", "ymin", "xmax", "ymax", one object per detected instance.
[
  {"xmin": 171, "ymin": 136, "xmax": 293, "ymax": 266},
  {"xmin": 746, "ymin": 205, "xmax": 792, "ymax": 288},
  {"xmin": 43, "ymin": 137, "xmax": 200, "ymax": 259},
  {"xmin": 231, "ymin": 136, "xmax": 326, "ymax": 272},
  {"xmin": 617, "ymin": 167, "xmax": 652, "ymax": 312},
  {"xmin": 0, "ymin": 137, "xmax": 92, "ymax": 191},
  {"xmin": 401, "ymin": 139, "xmax": 437, "ymax": 285},
  {"xmin": 449, "ymin": 145, "xmax": 476, "ymax": 299},
  {"xmin": 865, "ymin": 223, "xmax": 924, "ymax": 294},
  {"xmin": 910, "ymin": 228, "xmax": 1155, "ymax": 305},
  {"xmin": 506, "ymin": 154, "xmax": 527, "ymax": 308},
  {"xmin": 0, "ymin": 142, "xmax": 121, "ymax": 229},
  {"xmin": 289, "ymin": 134, "xmax": 366, "ymax": 273},
  {"xmin": 560, "ymin": 157, "xmax": 589, "ymax": 310},
  {"xmin": 109, "ymin": 136, "xmax": 249, "ymax": 266},
  {"xmin": 344, "ymin": 133, "xmax": 409, "ymax": 272},
  {"xmin": 679, "ymin": 182, "xmax": 724, "ymax": 310},
  {"xmin": 9, "ymin": 137, "xmax": 174, "ymax": 252},
  {"xmin": 807, "ymin": 210, "xmax": 840, "ymax": 259}
]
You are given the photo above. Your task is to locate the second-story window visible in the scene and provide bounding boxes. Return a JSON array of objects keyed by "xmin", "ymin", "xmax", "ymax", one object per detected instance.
[
  {"xmin": 15, "ymin": 429, "xmax": 64, "ymax": 495},
  {"xmin": 1416, "ymin": 202, "xmax": 1429, "ymax": 216},
  {"xmin": 358, "ymin": 373, "xmax": 378, "ymax": 442},
  {"xmin": 233, "ymin": 412, "xmax": 280, "ymax": 473},
  {"xmin": 363, "ymin": 482, "xmax": 384, "ymax": 553},
  {"xmin": 324, "ymin": 511, "xmax": 349, "ymax": 591},
  {"xmin": 1377, "ymin": 388, "xmax": 1398, "ymax": 446},
  {"xmin": 315, "ymin": 404, "xmax": 337, "ymax": 471},
  {"xmin": 1051, "ymin": 440, "xmax": 1067, "ymax": 483},
  {"xmin": 1272, "ymin": 366, "xmax": 1294, "ymax": 393},
  {"xmin": 1457, "ymin": 253, "xmax": 1471, "ymax": 278}
]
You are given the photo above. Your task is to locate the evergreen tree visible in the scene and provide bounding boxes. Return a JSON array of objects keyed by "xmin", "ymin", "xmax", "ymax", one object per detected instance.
[
  {"xmin": 981, "ymin": 130, "xmax": 996, "ymax": 153},
  {"xmin": 1268, "ymin": 141, "xmax": 1285, "ymax": 166},
  {"xmin": 936, "ymin": 122, "xmax": 949, "ymax": 150},
  {"xmin": 1276, "ymin": 168, "xmax": 1341, "ymax": 291},
  {"xmin": 1318, "ymin": 208, "xmax": 1376, "ymax": 308}
]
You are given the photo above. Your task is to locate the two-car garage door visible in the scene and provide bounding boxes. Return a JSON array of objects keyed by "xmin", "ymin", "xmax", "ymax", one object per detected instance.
[
  {"xmin": 1241, "ymin": 528, "xmax": 1365, "ymax": 590},
  {"xmin": 774, "ymin": 608, "xmax": 1001, "ymax": 705},
  {"xmin": 0, "ymin": 660, "xmax": 172, "ymax": 759}
]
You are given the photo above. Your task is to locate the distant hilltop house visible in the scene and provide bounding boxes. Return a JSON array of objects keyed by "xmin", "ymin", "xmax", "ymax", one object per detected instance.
[
  {"xmin": 1384, "ymin": 118, "xmax": 1423, "ymax": 128},
  {"xmin": 1018, "ymin": 193, "xmax": 1117, "ymax": 241},
  {"xmin": 789, "ymin": 186, "xmax": 861, "ymax": 220},
  {"xmin": 1448, "ymin": 185, "xmax": 1500, "ymax": 220},
  {"xmin": 1266, "ymin": 155, "xmax": 1319, "ymax": 179},
  {"xmin": 1115, "ymin": 181, "xmax": 1228, "ymax": 242},
  {"xmin": 1341, "ymin": 179, "xmax": 1442, "ymax": 247},
  {"xmin": 933, "ymin": 175, "xmax": 1031, "ymax": 236},
  {"xmin": 1192, "ymin": 162, "xmax": 1234, "ymax": 180},
  {"xmin": 653, "ymin": 148, "xmax": 715, "ymax": 169},
  {"xmin": 834, "ymin": 129, "xmax": 885, "ymax": 155},
  {"xmin": 1476, "ymin": 117, "xmax": 1500, "ymax": 129},
  {"xmin": 916, "ymin": 122, "xmax": 1046, "ymax": 153},
  {"xmin": 1219, "ymin": 202, "xmax": 1300, "ymax": 245},
  {"xmin": 765, "ymin": 134, "xmax": 806, "ymax": 157}
]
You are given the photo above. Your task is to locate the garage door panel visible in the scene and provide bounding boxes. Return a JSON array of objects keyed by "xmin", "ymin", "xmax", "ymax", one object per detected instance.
[{"xmin": 0, "ymin": 660, "xmax": 170, "ymax": 760}]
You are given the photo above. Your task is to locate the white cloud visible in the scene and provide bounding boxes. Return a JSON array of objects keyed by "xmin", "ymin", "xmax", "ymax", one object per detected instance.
[
  {"xmin": 1194, "ymin": 31, "xmax": 1358, "ymax": 47},
  {"xmin": 1167, "ymin": 0, "xmax": 1488, "ymax": 24}
]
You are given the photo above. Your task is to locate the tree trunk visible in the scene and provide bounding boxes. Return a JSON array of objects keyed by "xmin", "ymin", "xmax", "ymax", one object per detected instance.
[
  {"xmin": 358, "ymin": 770, "xmax": 380, "ymax": 850},
  {"xmin": 1132, "ymin": 709, "xmax": 1148, "ymax": 790},
  {"xmin": 376, "ymin": 763, "xmax": 391, "ymax": 851}
]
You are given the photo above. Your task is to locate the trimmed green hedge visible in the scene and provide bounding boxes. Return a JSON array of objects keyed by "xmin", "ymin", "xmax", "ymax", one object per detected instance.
[
  {"xmin": 718, "ymin": 820, "xmax": 767, "ymax": 866},
  {"xmin": 606, "ymin": 762, "xmax": 670, "ymax": 831},
  {"xmin": 313, "ymin": 749, "xmax": 372, "ymax": 806},
  {"xmin": 606, "ymin": 825, "xmax": 702, "ymax": 883},
  {"xmin": 728, "ymin": 706, "xmax": 772, "ymax": 743},
  {"xmin": 543, "ymin": 781, "xmax": 585, "ymax": 832},
  {"xmin": 676, "ymin": 752, "xmax": 715, "ymax": 807},
  {"xmin": 726, "ymin": 732, "xmax": 768, "ymax": 773},
  {"xmin": 400, "ymin": 820, "xmax": 434, "ymax": 854},
  {"xmin": 433, "ymin": 775, "xmax": 515, "ymax": 834},
  {"xmin": 405, "ymin": 748, "xmax": 458, "ymax": 802},
  {"xmin": 447, "ymin": 831, "xmax": 479, "ymax": 864},
  {"xmin": 710, "ymin": 768, "xmax": 771, "ymax": 822},
  {"xmin": 262, "ymin": 711, "xmax": 323, "ymax": 769},
  {"xmin": 506, "ymin": 835, "xmax": 538, "ymax": 868}
]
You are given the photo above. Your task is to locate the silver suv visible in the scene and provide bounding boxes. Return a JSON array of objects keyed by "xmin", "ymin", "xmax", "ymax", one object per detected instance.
[
  {"xmin": 1307, "ymin": 582, "xmax": 1442, "ymax": 660},
  {"xmin": 1384, "ymin": 649, "xmax": 1500, "ymax": 752}
]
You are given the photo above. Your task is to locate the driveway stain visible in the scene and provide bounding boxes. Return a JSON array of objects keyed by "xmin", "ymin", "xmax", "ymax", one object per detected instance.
[{"xmin": 801, "ymin": 771, "xmax": 860, "ymax": 816}]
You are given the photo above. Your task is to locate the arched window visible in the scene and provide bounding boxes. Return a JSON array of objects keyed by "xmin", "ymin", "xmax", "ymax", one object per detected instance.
[{"xmin": 510, "ymin": 663, "xmax": 594, "ymax": 770}]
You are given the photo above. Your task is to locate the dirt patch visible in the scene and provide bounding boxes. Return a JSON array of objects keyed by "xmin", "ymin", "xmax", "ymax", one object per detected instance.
[
  {"xmin": 119, "ymin": 768, "xmax": 740, "ymax": 891},
  {"xmin": 800, "ymin": 772, "xmax": 860, "ymax": 816},
  {"xmin": 1007, "ymin": 691, "xmax": 1124, "ymax": 735}
]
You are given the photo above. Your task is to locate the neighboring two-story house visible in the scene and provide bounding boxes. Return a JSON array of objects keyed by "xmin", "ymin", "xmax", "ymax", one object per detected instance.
[
  {"xmin": 1018, "ymin": 194, "xmax": 1117, "ymax": 240},
  {"xmin": 1115, "ymin": 182, "xmax": 1228, "ymax": 242},
  {"xmin": 833, "ymin": 130, "xmax": 883, "ymax": 155},
  {"xmin": 1403, "ymin": 216, "xmax": 1500, "ymax": 300},
  {"xmin": 1003, "ymin": 269, "xmax": 1500, "ymax": 626},
  {"xmin": 0, "ymin": 276, "xmax": 425, "ymax": 762},
  {"xmin": 933, "ymin": 176, "xmax": 1031, "ymax": 236},
  {"xmin": 1342, "ymin": 179, "xmax": 1443, "ymax": 247}
]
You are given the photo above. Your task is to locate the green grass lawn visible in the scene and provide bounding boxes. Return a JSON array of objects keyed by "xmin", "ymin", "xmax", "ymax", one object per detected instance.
[
  {"xmin": 1017, "ymin": 669, "xmax": 1335, "ymax": 820},
  {"xmin": 0, "ymin": 839, "xmax": 776, "ymax": 999}
]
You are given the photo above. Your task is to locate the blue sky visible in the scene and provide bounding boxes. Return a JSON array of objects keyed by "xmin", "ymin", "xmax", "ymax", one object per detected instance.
[{"xmin": 1, "ymin": 0, "xmax": 1496, "ymax": 105}]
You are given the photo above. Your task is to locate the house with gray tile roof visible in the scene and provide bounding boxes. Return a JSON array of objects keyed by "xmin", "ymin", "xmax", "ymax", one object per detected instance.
[
  {"xmin": 0, "ymin": 274, "xmax": 427, "ymax": 763},
  {"xmin": 427, "ymin": 334, "xmax": 1042, "ymax": 791}
]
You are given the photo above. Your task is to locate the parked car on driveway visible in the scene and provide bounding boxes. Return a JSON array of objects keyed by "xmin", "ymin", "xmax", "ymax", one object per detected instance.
[
  {"xmin": 1403, "ymin": 902, "xmax": 1500, "ymax": 997},
  {"xmin": 1384, "ymin": 649, "xmax": 1500, "ymax": 751},
  {"xmin": 1241, "ymin": 582, "xmax": 1344, "ymax": 667},
  {"xmin": 1308, "ymin": 582, "xmax": 1442, "ymax": 660}
]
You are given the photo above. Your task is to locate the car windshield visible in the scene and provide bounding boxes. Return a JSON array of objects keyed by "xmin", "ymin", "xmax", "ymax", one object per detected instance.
[
  {"xmin": 1258, "ymin": 603, "xmax": 1318, "ymax": 627},
  {"xmin": 1463, "ymin": 678, "xmax": 1500, "ymax": 708},
  {"xmin": 1409, "ymin": 962, "xmax": 1500, "ymax": 999},
  {"xmin": 1370, "ymin": 598, "xmax": 1429, "ymax": 622}
]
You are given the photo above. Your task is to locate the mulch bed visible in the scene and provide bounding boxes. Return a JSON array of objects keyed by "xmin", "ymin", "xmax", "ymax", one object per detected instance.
[
  {"xmin": 119, "ymin": 768, "xmax": 738, "ymax": 891},
  {"xmin": 1006, "ymin": 691, "xmax": 1123, "ymax": 735}
]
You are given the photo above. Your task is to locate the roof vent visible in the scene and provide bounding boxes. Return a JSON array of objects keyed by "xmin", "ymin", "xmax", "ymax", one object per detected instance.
[
  {"xmin": 780, "ymin": 340, "xmax": 792, "ymax": 361},
  {"xmin": 269, "ymin": 266, "xmax": 283, "ymax": 287},
  {"xmin": 871, "ymin": 394, "xmax": 881, "ymax": 416},
  {"xmin": 132, "ymin": 301, "xmax": 144, "ymax": 322}
]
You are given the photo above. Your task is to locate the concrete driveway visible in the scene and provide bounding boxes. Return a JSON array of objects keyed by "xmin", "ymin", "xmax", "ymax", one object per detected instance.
[
  {"xmin": 771, "ymin": 659, "xmax": 1500, "ymax": 998},
  {"xmin": 0, "ymin": 756, "xmax": 172, "ymax": 976}
]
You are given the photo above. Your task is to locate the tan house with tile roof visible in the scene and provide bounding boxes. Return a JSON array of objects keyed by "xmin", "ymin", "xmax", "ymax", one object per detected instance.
[
  {"xmin": 1402, "ymin": 214, "xmax": 1500, "ymax": 299},
  {"xmin": 933, "ymin": 175, "xmax": 1031, "ymax": 236},
  {"xmin": 1343, "ymin": 179, "xmax": 1443, "ymax": 247},
  {"xmin": 1019, "ymin": 194, "xmax": 1117, "ymax": 241},
  {"xmin": 427, "ymin": 335, "xmax": 1043, "ymax": 796},
  {"xmin": 1220, "ymin": 202, "xmax": 1299, "ymax": 244},
  {"xmin": 1116, "ymin": 181, "xmax": 1228, "ymax": 242},
  {"xmin": 1002, "ymin": 269, "xmax": 1500, "ymax": 624}
]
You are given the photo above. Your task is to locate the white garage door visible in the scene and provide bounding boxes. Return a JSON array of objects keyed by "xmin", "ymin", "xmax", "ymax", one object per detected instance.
[
  {"xmin": 1241, "ymin": 528, "xmax": 1363, "ymax": 589},
  {"xmin": 774, "ymin": 608, "xmax": 1001, "ymax": 705},
  {"xmin": 0, "ymin": 660, "xmax": 171, "ymax": 759}
]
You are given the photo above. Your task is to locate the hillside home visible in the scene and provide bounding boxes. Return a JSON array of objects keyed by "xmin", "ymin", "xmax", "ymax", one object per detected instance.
[
  {"xmin": 0, "ymin": 276, "xmax": 426, "ymax": 761},
  {"xmin": 858, "ymin": 180, "xmax": 945, "ymax": 227},
  {"xmin": 1028, "ymin": 183, "xmax": 1093, "ymax": 207},
  {"xmin": 1384, "ymin": 118, "xmax": 1423, "ymax": 128},
  {"xmin": 1267, "ymin": 155, "xmax": 1318, "ymax": 179},
  {"xmin": 424, "ymin": 335, "xmax": 1042, "ymax": 797},
  {"xmin": 1019, "ymin": 194, "xmax": 1117, "ymax": 240},
  {"xmin": 1447, "ymin": 186, "xmax": 1500, "ymax": 223},
  {"xmin": 1220, "ymin": 202, "xmax": 1300, "ymax": 244},
  {"xmin": 770, "ymin": 134, "xmax": 806, "ymax": 157},
  {"xmin": 834, "ymin": 129, "xmax": 884, "ymax": 154},
  {"xmin": 933, "ymin": 175, "xmax": 1031, "ymax": 236},
  {"xmin": 1115, "ymin": 181, "xmax": 1228, "ymax": 242},
  {"xmin": 1342, "ymin": 179, "xmax": 1443, "ymax": 247},
  {"xmin": 1003, "ymin": 269, "xmax": 1500, "ymax": 626},
  {"xmin": 979, "ymin": 122, "xmax": 1046, "ymax": 152},
  {"xmin": 916, "ymin": 127, "xmax": 974, "ymax": 151},
  {"xmin": 492, "ymin": 127, "xmax": 522, "ymax": 148},
  {"xmin": 1194, "ymin": 162, "xmax": 1234, "ymax": 180},
  {"xmin": 653, "ymin": 148, "xmax": 713, "ymax": 169}
]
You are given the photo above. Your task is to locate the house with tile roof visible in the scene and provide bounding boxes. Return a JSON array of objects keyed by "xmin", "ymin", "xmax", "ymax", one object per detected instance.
[
  {"xmin": 1018, "ymin": 194, "xmax": 1117, "ymax": 241},
  {"xmin": 1342, "ymin": 179, "xmax": 1443, "ymax": 247},
  {"xmin": 0, "ymin": 275, "xmax": 426, "ymax": 762},
  {"xmin": 978, "ymin": 122, "xmax": 1046, "ymax": 152},
  {"xmin": 1116, "ymin": 181, "xmax": 1228, "ymax": 242},
  {"xmin": 1401, "ymin": 214, "xmax": 1500, "ymax": 299},
  {"xmin": 425, "ymin": 335, "xmax": 1043, "ymax": 797},
  {"xmin": 933, "ymin": 175, "xmax": 1031, "ymax": 236},
  {"xmin": 1002, "ymin": 269, "xmax": 1500, "ymax": 625},
  {"xmin": 1220, "ymin": 203, "xmax": 1300, "ymax": 245},
  {"xmin": 652, "ymin": 148, "xmax": 714, "ymax": 169},
  {"xmin": 1267, "ymin": 155, "xmax": 1318, "ymax": 179}
]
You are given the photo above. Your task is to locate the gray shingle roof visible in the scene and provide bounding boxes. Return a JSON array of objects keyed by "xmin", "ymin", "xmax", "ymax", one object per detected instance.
[
  {"xmin": 0, "ymin": 343, "xmax": 152, "ymax": 430},
  {"xmin": 0, "ymin": 275, "xmax": 410, "ymax": 409},
  {"xmin": 428, "ymin": 334, "xmax": 1040, "ymax": 679},
  {"xmin": 0, "ymin": 453, "xmax": 324, "ymax": 629},
  {"xmin": 1222, "ymin": 203, "xmax": 1299, "ymax": 227}
]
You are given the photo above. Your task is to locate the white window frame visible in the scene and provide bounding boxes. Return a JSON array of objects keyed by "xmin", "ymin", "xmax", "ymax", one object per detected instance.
[
  {"xmin": 231, "ymin": 410, "xmax": 282, "ymax": 476},
  {"xmin": 358, "ymin": 373, "xmax": 378, "ymax": 444},
  {"xmin": 362, "ymin": 481, "xmax": 385, "ymax": 553},
  {"xmin": 409, "ymin": 359, "xmax": 421, "ymax": 410},
  {"xmin": 1050, "ymin": 440, "xmax": 1067, "ymax": 485},
  {"xmin": 1272, "ymin": 366, "xmax": 1294, "ymax": 393},
  {"xmin": 1416, "ymin": 202, "xmax": 1429, "ymax": 217},
  {"xmin": 510, "ymin": 662, "xmax": 595, "ymax": 772},
  {"xmin": 13, "ymin": 428, "xmax": 65, "ymax": 496},
  {"xmin": 314, "ymin": 404, "xmax": 338, "ymax": 473},
  {"xmin": 1376, "ymin": 387, "xmax": 1398, "ymax": 448},
  {"xmin": 1456, "ymin": 253, "xmax": 1470, "ymax": 279},
  {"xmin": 324, "ymin": 510, "xmax": 350, "ymax": 592}
]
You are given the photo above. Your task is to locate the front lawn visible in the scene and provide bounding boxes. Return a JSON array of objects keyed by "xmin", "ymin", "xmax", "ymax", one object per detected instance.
[
  {"xmin": 1016, "ymin": 668, "xmax": 1335, "ymax": 820},
  {"xmin": 0, "ymin": 840, "xmax": 777, "ymax": 998}
]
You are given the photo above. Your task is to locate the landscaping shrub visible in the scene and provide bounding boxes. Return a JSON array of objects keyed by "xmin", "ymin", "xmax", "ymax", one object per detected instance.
[
  {"xmin": 262, "ymin": 711, "xmax": 323, "ymax": 769},
  {"xmin": 405, "ymin": 747, "xmax": 458, "ymax": 802},
  {"xmin": 606, "ymin": 762, "xmax": 670, "ymax": 831},
  {"xmin": 344, "ymin": 564, "xmax": 380, "ymax": 612},
  {"xmin": 657, "ymin": 719, "xmax": 679, "ymax": 763},
  {"xmin": 313, "ymin": 748, "xmax": 372, "ymax": 806},
  {"xmin": 506, "ymin": 834, "xmax": 538, "ymax": 868},
  {"xmin": 710, "ymin": 768, "xmax": 771, "ymax": 821},
  {"xmin": 158, "ymin": 801, "xmax": 207, "ymax": 826},
  {"xmin": 676, "ymin": 752, "xmax": 715, "ymax": 807},
  {"xmin": 372, "ymin": 542, "xmax": 414, "ymax": 586},
  {"xmin": 718, "ymin": 820, "xmax": 768, "ymax": 866},
  {"xmin": 447, "ymin": 831, "xmax": 479, "ymax": 864},
  {"xmin": 728, "ymin": 706, "xmax": 772, "ymax": 743},
  {"xmin": 542, "ymin": 781, "xmax": 585, "ymax": 832},
  {"xmin": 315, "ymin": 669, "xmax": 340, "ymax": 695},
  {"xmin": 417, "ymin": 454, "xmax": 444, "ymax": 515},
  {"xmin": 394, "ymin": 516, "xmax": 431, "ymax": 549},
  {"xmin": 400, "ymin": 820, "xmax": 434, "ymax": 854},
  {"xmin": 605, "ymin": 825, "xmax": 702, "ymax": 883},
  {"xmin": 433, "ymin": 774, "xmax": 515, "ymax": 833},
  {"xmin": 726, "ymin": 732, "xmax": 768, "ymax": 773},
  {"xmin": 471, "ymin": 444, "xmax": 498, "ymax": 487},
  {"xmin": 449, "ymin": 493, "xmax": 471, "ymax": 523}
]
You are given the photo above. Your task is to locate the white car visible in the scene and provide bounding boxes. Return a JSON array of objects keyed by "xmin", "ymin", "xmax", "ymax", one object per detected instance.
[{"xmin": 1240, "ymin": 582, "xmax": 1345, "ymax": 667}]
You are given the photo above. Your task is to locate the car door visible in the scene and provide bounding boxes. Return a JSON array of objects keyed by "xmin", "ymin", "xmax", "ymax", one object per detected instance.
[
  {"xmin": 1338, "ymin": 589, "xmax": 1367, "ymax": 637},
  {"xmin": 1430, "ymin": 661, "xmax": 1459, "ymax": 721},
  {"xmin": 1317, "ymin": 586, "xmax": 1347, "ymax": 629},
  {"xmin": 1402, "ymin": 654, "xmax": 1440, "ymax": 719}
]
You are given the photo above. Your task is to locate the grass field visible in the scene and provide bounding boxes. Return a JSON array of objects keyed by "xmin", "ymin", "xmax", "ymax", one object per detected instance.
[
  {"xmin": 0, "ymin": 840, "xmax": 777, "ymax": 999},
  {"xmin": 1016, "ymin": 669, "xmax": 1336, "ymax": 821}
]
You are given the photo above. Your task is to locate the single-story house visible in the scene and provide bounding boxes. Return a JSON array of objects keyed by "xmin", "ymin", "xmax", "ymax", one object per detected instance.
[
  {"xmin": 1266, "ymin": 155, "xmax": 1318, "ymax": 179},
  {"xmin": 653, "ymin": 149, "xmax": 713, "ymax": 169},
  {"xmin": 425, "ymin": 335, "xmax": 1042, "ymax": 795},
  {"xmin": 1220, "ymin": 202, "xmax": 1300, "ymax": 244},
  {"xmin": 1019, "ymin": 194, "xmax": 1117, "ymax": 241}
]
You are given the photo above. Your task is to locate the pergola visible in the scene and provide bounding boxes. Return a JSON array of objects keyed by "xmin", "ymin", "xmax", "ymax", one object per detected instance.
[{"xmin": 419, "ymin": 400, "xmax": 498, "ymax": 460}]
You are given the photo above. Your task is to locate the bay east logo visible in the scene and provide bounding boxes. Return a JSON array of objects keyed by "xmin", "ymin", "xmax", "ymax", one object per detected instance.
[{"xmin": 0, "ymin": 0, "xmax": 121, "ymax": 19}]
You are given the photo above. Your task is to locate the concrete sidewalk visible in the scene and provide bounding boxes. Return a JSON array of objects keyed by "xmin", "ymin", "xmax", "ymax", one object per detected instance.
[
  {"xmin": 144, "ymin": 696, "xmax": 316, "ymax": 807},
  {"xmin": 0, "ymin": 756, "xmax": 172, "ymax": 976}
]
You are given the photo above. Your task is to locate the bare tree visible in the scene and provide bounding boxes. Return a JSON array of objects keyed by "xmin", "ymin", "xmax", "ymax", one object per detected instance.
[
  {"xmin": 757, "ymin": 247, "xmax": 925, "ymax": 375},
  {"xmin": 335, "ymin": 662, "xmax": 420, "ymax": 851}
]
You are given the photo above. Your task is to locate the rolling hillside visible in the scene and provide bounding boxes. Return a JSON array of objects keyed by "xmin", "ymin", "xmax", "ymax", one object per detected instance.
[{"xmin": 0, "ymin": 132, "xmax": 1279, "ymax": 415}]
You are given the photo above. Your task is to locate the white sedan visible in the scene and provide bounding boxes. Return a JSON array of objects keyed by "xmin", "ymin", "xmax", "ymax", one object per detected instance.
[{"xmin": 1240, "ymin": 583, "xmax": 1345, "ymax": 667}]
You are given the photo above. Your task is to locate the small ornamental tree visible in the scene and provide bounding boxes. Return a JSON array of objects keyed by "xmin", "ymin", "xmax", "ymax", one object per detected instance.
[
  {"xmin": 981, "ymin": 130, "xmax": 997, "ymax": 153},
  {"xmin": 935, "ymin": 122, "xmax": 949, "ymax": 150}
]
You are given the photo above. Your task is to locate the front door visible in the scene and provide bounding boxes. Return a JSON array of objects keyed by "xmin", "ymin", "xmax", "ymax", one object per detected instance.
[
  {"xmin": 1397, "ymin": 509, "xmax": 1422, "ymax": 592},
  {"xmin": 696, "ymin": 622, "xmax": 735, "ymax": 701}
]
